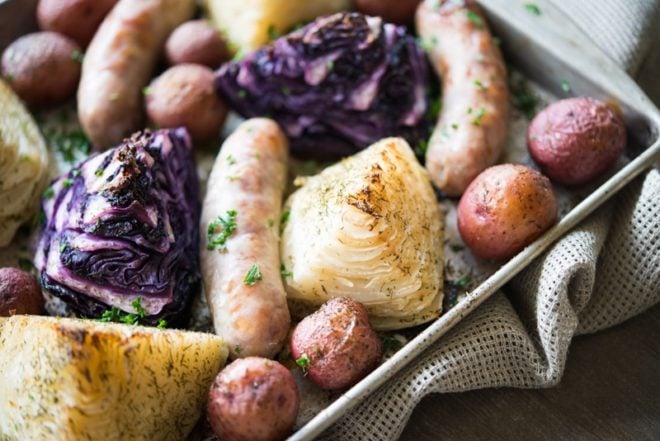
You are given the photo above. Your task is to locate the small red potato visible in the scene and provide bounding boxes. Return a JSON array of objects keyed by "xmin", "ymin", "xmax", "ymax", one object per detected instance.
[
  {"xmin": 207, "ymin": 357, "xmax": 299, "ymax": 441},
  {"xmin": 165, "ymin": 20, "xmax": 230, "ymax": 68},
  {"xmin": 355, "ymin": 0, "xmax": 422, "ymax": 25},
  {"xmin": 37, "ymin": 0, "xmax": 118, "ymax": 48},
  {"xmin": 457, "ymin": 164, "xmax": 557, "ymax": 260},
  {"xmin": 145, "ymin": 64, "xmax": 228, "ymax": 143},
  {"xmin": 290, "ymin": 297, "xmax": 382, "ymax": 390},
  {"xmin": 0, "ymin": 267, "xmax": 44, "ymax": 316},
  {"xmin": 527, "ymin": 97, "xmax": 626, "ymax": 186},
  {"xmin": 1, "ymin": 32, "xmax": 82, "ymax": 107}
]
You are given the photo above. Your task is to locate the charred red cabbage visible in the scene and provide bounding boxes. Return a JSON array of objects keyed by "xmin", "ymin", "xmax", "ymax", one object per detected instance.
[
  {"xmin": 35, "ymin": 128, "xmax": 200, "ymax": 326},
  {"xmin": 215, "ymin": 12, "xmax": 431, "ymax": 158}
]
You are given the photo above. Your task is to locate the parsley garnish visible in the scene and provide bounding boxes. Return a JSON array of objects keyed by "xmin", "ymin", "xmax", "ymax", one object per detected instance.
[
  {"xmin": 226, "ymin": 154, "xmax": 236, "ymax": 165},
  {"xmin": 234, "ymin": 345, "xmax": 242, "ymax": 355},
  {"xmin": 454, "ymin": 274, "xmax": 472, "ymax": 289},
  {"xmin": 142, "ymin": 86, "xmax": 151, "ymax": 96},
  {"xmin": 429, "ymin": 96, "xmax": 442, "ymax": 121},
  {"xmin": 524, "ymin": 3, "xmax": 541, "ymax": 15},
  {"xmin": 381, "ymin": 334, "xmax": 403, "ymax": 352},
  {"xmin": 43, "ymin": 128, "xmax": 91, "ymax": 164},
  {"xmin": 43, "ymin": 187, "xmax": 55, "ymax": 199},
  {"xmin": 280, "ymin": 263, "xmax": 293, "ymax": 279},
  {"xmin": 99, "ymin": 297, "xmax": 148, "ymax": 325},
  {"xmin": 326, "ymin": 60, "xmax": 334, "ymax": 70},
  {"xmin": 70, "ymin": 49, "xmax": 84, "ymax": 63},
  {"xmin": 267, "ymin": 24, "xmax": 280, "ymax": 40},
  {"xmin": 510, "ymin": 76, "xmax": 539, "ymax": 120},
  {"xmin": 415, "ymin": 139, "xmax": 429, "ymax": 156},
  {"xmin": 561, "ymin": 79, "xmax": 571, "ymax": 93},
  {"xmin": 207, "ymin": 210, "xmax": 238, "ymax": 251},
  {"xmin": 95, "ymin": 168, "xmax": 104, "ymax": 177},
  {"xmin": 244, "ymin": 264, "xmax": 262, "ymax": 286},
  {"xmin": 474, "ymin": 79, "xmax": 486, "ymax": 90},
  {"xmin": 472, "ymin": 107, "xmax": 486, "ymax": 126},
  {"xmin": 296, "ymin": 353, "xmax": 311, "ymax": 374},
  {"xmin": 61, "ymin": 178, "xmax": 73, "ymax": 188},
  {"xmin": 466, "ymin": 10, "xmax": 483, "ymax": 28},
  {"xmin": 157, "ymin": 319, "xmax": 167, "ymax": 329},
  {"xmin": 279, "ymin": 210, "xmax": 290, "ymax": 236},
  {"xmin": 237, "ymin": 89, "xmax": 247, "ymax": 99},
  {"xmin": 267, "ymin": 219, "xmax": 275, "ymax": 228}
]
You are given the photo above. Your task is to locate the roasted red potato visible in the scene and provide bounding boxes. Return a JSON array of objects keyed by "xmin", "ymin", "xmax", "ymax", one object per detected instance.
[
  {"xmin": 165, "ymin": 20, "xmax": 230, "ymax": 68},
  {"xmin": 527, "ymin": 97, "xmax": 626, "ymax": 186},
  {"xmin": 1, "ymin": 32, "xmax": 81, "ymax": 107},
  {"xmin": 145, "ymin": 64, "xmax": 228, "ymax": 142},
  {"xmin": 207, "ymin": 357, "xmax": 299, "ymax": 441},
  {"xmin": 0, "ymin": 267, "xmax": 44, "ymax": 316},
  {"xmin": 457, "ymin": 164, "xmax": 558, "ymax": 260},
  {"xmin": 290, "ymin": 297, "xmax": 382, "ymax": 390},
  {"xmin": 37, "ymin": 0, "xmax": 118, "ymax": 48}
]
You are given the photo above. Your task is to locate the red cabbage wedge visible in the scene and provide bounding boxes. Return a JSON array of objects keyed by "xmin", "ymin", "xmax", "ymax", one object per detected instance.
[
  {"xmin": 215, "ymin": 12, "xmax": 431, "ymax": 158},
  {"xmin": 35, "ymin": 128, "xmax": 200, "ymax": 326}
]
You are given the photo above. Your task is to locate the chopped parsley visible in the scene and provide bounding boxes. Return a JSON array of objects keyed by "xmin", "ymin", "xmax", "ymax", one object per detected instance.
[
  {"xmin": 381, "ymin": 334, "xmax": 403, "ymax": 352},
  {"xmin": 473, "ymin": 79, "xmax": 486, "ymax": 90},
  {"xmin": 99, "ymin": 297, "xmax": 148, "ymax": 325},
  {"xmin": 61, "ymin": 178, "xmax": 73, "ymax": 188},
  {"xmin": 451, "ymin": 123, "xmax": 459, "ymax": 130},
  {"xmin": 70, "ymin": 49, "xmax": 84, "ymax": 63},
  {"xmin": 43, "ymin": 128, "xmax": 91, "ymax": 164},
  {"xmin": 207, "ymin": 210, "xmax": 238, "ymax": 251},
  {"xmin": 267, "ymin": 24, "xmax": 280, "ymax": 40},
  {"xmin": 267, "ymin": 219, "xmax": 275, "ymax": 228},
  {"xmin": 280, "ymin": 263, "xmax": 293, "ymax": 279},
  {"xmin": 418, "ymin": 35, "xmax": 438, "ymax": 52},
  {"xmin": 326, "ymin": 60, "xmax": 334, "ymax": 70},
  {"xmin": 279, "ymin": 209, "xmax": 290, "ymax": 235},
  {"xmin": 524, "ymin": 3, "xmax": 542, "ymax": 15},
  {"xmin": 157, "ymin": 319, "xmax": 167, "ymax": 329},
  {"xmin": 415, "ymin": 139, "xmax": 429, "ymax": 156},
  {"xmin": 43, "ymin": 187, "xmax": 55, "ymax": 199},
  {"xmin": 454, "ymin": 274, "xmax": 472, "ymax": 289},
  {"xmin": 234, "ymin": 345, "xmax": 242, "ymax": 355},
  {"xmin": 226, "ymin": 154, "xmax": 236, "ymax": 165},
  {"xmin": 429, "ymin": 96, "xmax": 442, "ymax": 121},
  {"xmin": 244, "ymin": 263, "xmax": 263, "ymax": 286},
  {"xmin": 493, "ymin": 36, "xmax": 502, "ymax": 46},
  {"xmin": 472, "ymin": 107, "xmax": 486, "ymax": 126},
  {"xmin": 450, "ymin": 243, "xmax": 465, "ymax": 252},
  {"xmin": 510, "ymin": 76, "xmax": 539, "ymax": 120},
  {"xmin": 466, "ymin": 10, "xmax": 483, "ymax": 29},
  {"xmin": 142, "ymin": 86, "xmax": 151, "ymax": 96},
  {"xmin": 296, "ymin": 353, "xmax": 311, "ymax": 374},
  {"xmin": 561, "ymin": 79, "xmax": 572, "ymax": 93},
  {"xmin": 95, "ymin": 168, "xmax": 104, "ymax": 177},
  {"xmin": 18, "ymin": 258, "xmax": 34, "ymax": 272},
  {"xmin": 237, "ymin": 89, "xmax": 247, "ymax": 99}
]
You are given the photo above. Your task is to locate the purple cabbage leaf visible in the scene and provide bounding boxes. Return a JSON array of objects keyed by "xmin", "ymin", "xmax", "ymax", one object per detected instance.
[
  {"xmin": 215, "ymin": 12, "xmax": 431, "ymax": 158},
  {"xmin": 35, "ymin": 128, "xmax": 200, "ymax": 326}
]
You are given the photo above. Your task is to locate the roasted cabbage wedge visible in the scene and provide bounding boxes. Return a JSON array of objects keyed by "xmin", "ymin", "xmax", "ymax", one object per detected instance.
[
  {"xmin": 204, "ymin": 0, "xmax": 350, "ymax": 53},
  {"xmin": 281, "ymin": 138, "xmax": 444, "ymax": 330},
  {"xmin": 0, "ymin": 79, "xmax": 49, "ymax": 246},
  {"xmin": 0, "ymin": 315, "xmax": 228, "ymax": 441}
]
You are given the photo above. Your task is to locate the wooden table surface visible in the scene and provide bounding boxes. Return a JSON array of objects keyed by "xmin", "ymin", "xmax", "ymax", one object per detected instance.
[{"xmin": 400, "ymin": 303, "xmax": 660, "ymax": 441}]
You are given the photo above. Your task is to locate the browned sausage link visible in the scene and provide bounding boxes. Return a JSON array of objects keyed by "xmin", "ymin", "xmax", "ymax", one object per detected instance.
[
  {"xmin": 416, "ymin": 0, "xmax": 509, "ymax": 197},
  {"xmin": 77, "ymin": 0, "xmax": 195, "ymax": 148},
  {"xmin": 201, "ymin": 118, "xmax": 291, "ymax": 359}
]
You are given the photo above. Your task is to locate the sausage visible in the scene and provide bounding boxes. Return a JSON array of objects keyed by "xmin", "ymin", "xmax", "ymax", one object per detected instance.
[
  {"xmin": 77, "ymin": 0, "xmax": 195, "ymax": 148},
  {"xmin": 416, "ymin": 0, "xmax": 509, "ymax": 197},
  {"xmin": 200, "ymin": 118, "xmax": 291, "ymax": 359}
]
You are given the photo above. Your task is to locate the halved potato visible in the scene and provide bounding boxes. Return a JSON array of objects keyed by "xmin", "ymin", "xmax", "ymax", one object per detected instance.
[{"xmin": 0, "ymin": 315, "xmax": 228, "ymax": 441}]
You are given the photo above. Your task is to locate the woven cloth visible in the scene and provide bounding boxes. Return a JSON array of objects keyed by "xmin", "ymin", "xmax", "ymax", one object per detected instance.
[{"xmin": 322, "ymin": 1, "xmax": 660, "ymax": 439}]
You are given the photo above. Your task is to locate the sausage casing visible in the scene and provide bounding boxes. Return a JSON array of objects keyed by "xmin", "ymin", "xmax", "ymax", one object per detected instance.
[
  {"xmin": 201, "ymin": 118, "xmax": 291, "ymax": 359},
  {"xmin": 77, "ymin": 0, "xmax": 195, "ymax": 148},
  {"xmin": 416, "ymin": 0, "xmax": 509, "ymax": 196}
]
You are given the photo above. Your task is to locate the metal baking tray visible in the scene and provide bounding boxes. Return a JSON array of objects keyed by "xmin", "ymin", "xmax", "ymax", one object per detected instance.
[
  {"xmin": 290, "ymin": 0, "xmax": 660, "ymax": 439},
  {"xmin": 1, "ymin": 0, "xmax": 658, "ymax": 440}
]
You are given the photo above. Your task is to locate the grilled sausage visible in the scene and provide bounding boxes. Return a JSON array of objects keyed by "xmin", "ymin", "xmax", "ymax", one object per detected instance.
[
  {"xmin": 416, "ymin": 0, "xmax": 509, "ymax": 196},
  {"xmin": 200, "ymin": 118, "xmax": 291, "ymax": 359},
  {"xmin": 77, "ymin": 0, "xmax": 195, "ymax": 148}
]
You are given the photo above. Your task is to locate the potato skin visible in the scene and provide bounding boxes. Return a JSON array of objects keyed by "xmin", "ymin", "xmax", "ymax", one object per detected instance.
[
  {"xmin": 290, "ymin": 297, "xmax": 382, "ymax": 390},
  {"xmin": 355, "ymin": 0, "xmax": 422, "ymax": 25},
  {"xmin": 37, "ymin": 0, "xmax": 118, "ymax": 48},
  {"xmin": 0, "ymin": 268, "xmax": 44, "ymax": 316},
  {"xmin": 165, "ymin": 20, "xmax": 230, "ymax": 68},
  {"xmin": 1, "ymin": 32, "xmax": 81, "ymax": 107},
  {"xmin": 207, "ymin": 357, "xmax": 299, "ymax": 441},
  {"xmin": 527, "ymin": 97, "xmax": 626, "ymax": 186},
  {"xmin": 457, "ymin": 164, "xmax": 557, "ymax": 260},
  {"xmin": 145, "ymin": 64, "xmax": 228, "ymax": 142}
]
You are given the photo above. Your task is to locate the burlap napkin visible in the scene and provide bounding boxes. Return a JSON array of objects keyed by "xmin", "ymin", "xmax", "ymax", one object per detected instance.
[{"xmin": 321, "ymin": 1, "xmax": 660, "ymax": 439}]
